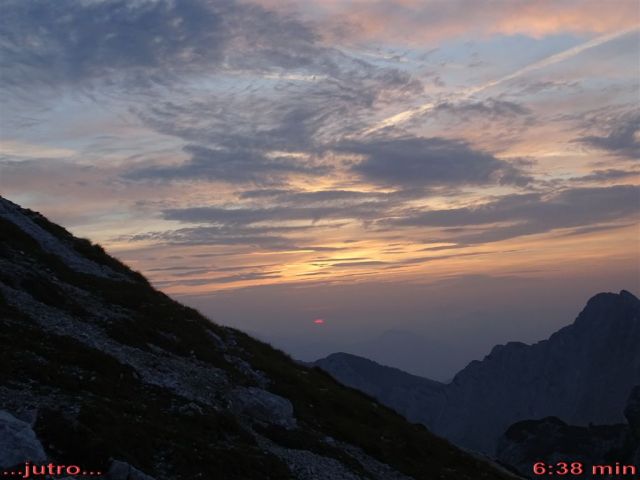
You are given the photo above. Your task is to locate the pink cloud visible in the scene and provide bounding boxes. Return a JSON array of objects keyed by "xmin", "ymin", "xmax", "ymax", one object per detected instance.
[{"xmin": 250, "ymin": 0, "xmax": 639, "ymax": 45}]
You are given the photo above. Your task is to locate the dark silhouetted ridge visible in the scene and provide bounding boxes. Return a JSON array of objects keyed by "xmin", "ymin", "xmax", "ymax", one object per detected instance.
[{"xmin": 316, "ymin": 289, "xmax": 640, "ymax": 455}]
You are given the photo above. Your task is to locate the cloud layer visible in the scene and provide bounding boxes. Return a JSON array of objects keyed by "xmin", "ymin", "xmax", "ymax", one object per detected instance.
[
  {"xmin": 345, "ymin": 136, "xmax": 531, "ymax": 187},
  {"xmin": 1, "ymin": 0, "xmax": 638, "ymax": 295}
]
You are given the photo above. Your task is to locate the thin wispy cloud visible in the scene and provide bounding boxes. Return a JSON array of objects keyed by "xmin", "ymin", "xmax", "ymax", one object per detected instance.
[{"xmin": 364, "ymin": 25, "xmax": 639, "ymax": 134}]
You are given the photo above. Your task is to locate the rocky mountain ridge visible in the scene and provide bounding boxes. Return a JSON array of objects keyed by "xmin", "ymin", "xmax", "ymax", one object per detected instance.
[
  {"xmin": 0, "ymin": 196, "xmax": 519, "ymax": 479},
  {"xmin": 316, "ymin": 290, "xmax": 640, "ymax": 454}
]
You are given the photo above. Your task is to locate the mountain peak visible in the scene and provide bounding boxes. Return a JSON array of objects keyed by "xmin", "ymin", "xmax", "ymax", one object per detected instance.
[
  {"xmin": 620, "ymin": 289, "xmax": 639, "ymax": 301},
  {"xmin": 573, "ymin": 289, "xmax": 640, "ymax": 329},
  {"xmin": 584, "ymin": 289, "xmax": 639, "ymax": 306}
]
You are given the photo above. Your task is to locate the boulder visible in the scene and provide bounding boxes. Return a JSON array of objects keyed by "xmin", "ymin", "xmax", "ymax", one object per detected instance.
[
  {"xmin": 230, "ymin": 387, "xmax": 297, "ymax": 429},
  {"xmin": 0, "ymin": 410, "xmax": 47, "ymax": 468}
]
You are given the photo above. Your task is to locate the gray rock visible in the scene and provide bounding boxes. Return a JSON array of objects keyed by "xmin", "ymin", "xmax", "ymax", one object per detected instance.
[
  {"xmin": 176, "ymin": 402, "xmax": 204, "ymax": 416},
  {"xmin": 270, "ymin": 448, "xmax": 362, "ymax": 480},
  {"xmin": 205, "ymin": 330, "xmax": 226, "ymax": 351},
  {"xmin": 107, "ymin": 460, "xmax": 156, "ymax": 480},
  {"xmin": 225, "ymin": 354, "xmax": 269, "ymax": 387},
  {"xmin": 0, "ymin": 197, "xmax": 128, "ymax": 280},
  {"xmin": 230, "ymin": 387, "xmax": 297, "ymax": 429},
  {"xmin": 0, "ymin": 409, "xmax": 47, "ymax": 468}
]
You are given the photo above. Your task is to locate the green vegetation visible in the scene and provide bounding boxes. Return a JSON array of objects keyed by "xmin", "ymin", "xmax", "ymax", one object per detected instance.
[
  {"xmin": 234, "ymin": 331, "xmax": 496, "ymax": 480},
  {"xmin": 34, "ymin": 393, "xmax": 293, "ymax": 480},
  {"xmin": 29, "ymin": 211, "xmax": 148, "ymax": 283}
]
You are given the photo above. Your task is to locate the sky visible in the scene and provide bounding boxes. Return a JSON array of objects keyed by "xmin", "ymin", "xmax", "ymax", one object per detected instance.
[{"xmin": 1, "ymin": 0, "xmax": 639, "ymax": 380}]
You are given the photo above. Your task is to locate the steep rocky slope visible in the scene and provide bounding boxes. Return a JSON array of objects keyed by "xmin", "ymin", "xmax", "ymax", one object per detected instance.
[
  {"xmin": 316, "ymin": 291, "xmax": 640, "ymax": 454},
  {"xmin": 0, "ymin": 196, "xmax": 519, "ymax": 480}
]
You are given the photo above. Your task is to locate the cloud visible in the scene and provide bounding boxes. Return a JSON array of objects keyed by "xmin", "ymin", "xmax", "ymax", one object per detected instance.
[
  {"xmin": 0, "ymin": 0, "xmax": 229, "ymax": 91},
  {"xmin": 118, "ymin": 210, "xmax": 357, "ymax": 251},
  {"xmin": 578, "ymin": 111, "xmax": 640, "ymax": 159},
  {"xmin": 572, "ymin": 169, "xmax": 640, "ymax": 183},
  {"xmin": 239, "ymin": 188, "xmax": 425, "ymax": 206},
  {"xmin": 120, "ymin": 187, "xmax": 427, "ymax": 250},
  {"xmin": 509, "ymin": 79, "xmax": 580, "ymax": 96},
  {"xmin": 205, "ymin": 272, "xmax": 282, "ymax": 284},
  {"xmin": 239, "ymin": 189, "xmax": 292, "ymax": 199},
  {"xmin": 0, "ymin": 140, "xmax": 76, "ymax": 159},
  {"xmin": 343, "ymin": 136, "xmax": 531, "ymax": 187},
  {"xmin": 420, "ymin": 244, "xmax": 466, "ymax": 252},
  {"xmin": 1, "ymin": 0, "xmax": 425, "ymax": 115},
  {"xmin": 2, "ymin": 0, "xmax": 375, "ymax": 95},
  {"xmin": 393, "ymin": 251, "xmax": 492, "ymax": 266},
  {"xmin": 304, "ymin": 0, "xmax": 640, "ymax": 45},
  {"xmin": 435, "ymin": 99, "xmax": 531, "ymax": 118},
  {"xmin": 162, "ymin": 201, "xmax": 386, "ymax": 225},
  {"xmin": 120, "ymin": 223, "xmax": 313, "ymax": 250},
  {"xmin": 363, "ymin": 26, "xmax": 637, "ymax": 134},
  {"xmin": 123, "ymin": 52, "xmax": 422, "ymax": 185},
  {"xmin": 387, "ymin": 185, "xmax": 640, "ymax": 243},
  {"xmin": 3, "ymin": 2, "xmax": 437, "ymax": 192},
  {"xmin": 126, "ymin": 144, "xmax": 329, "ymax": 184},
  {"xmin": 326, "ymin": 260, "xmax": 388, "ymax": 268},
  {"xmin": 153, "ymin": 271, "xmax": 282, "ymax": 287},
  {"xmin": 561, "ymin": 222, "xmax": 635, "ymax": 237},
  {"xmin": 158, "ymin": 186, "xmax": 433, "ymax": 231}
]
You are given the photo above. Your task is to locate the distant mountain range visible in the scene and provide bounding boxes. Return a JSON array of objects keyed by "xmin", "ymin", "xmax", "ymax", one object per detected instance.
[
  {"xmin": 0, "ymin": 196, "xmax": 519, "ymax": 479},
  {"xmin": 315, "ymin": 290, "xmax": 640, "ymax": 454},
  {"xmin": 339, "ymin": 329, "xmax": 461, "ymax": 380},
  {"xmin": 263, "ymin": 327, "xmax": 465, "ymax": 382}
]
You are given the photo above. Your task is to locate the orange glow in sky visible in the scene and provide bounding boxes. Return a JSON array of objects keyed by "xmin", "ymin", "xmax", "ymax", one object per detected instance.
[{"xmin": 1, "ymin": 0, "xmax": 637, "ymax": 300}]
